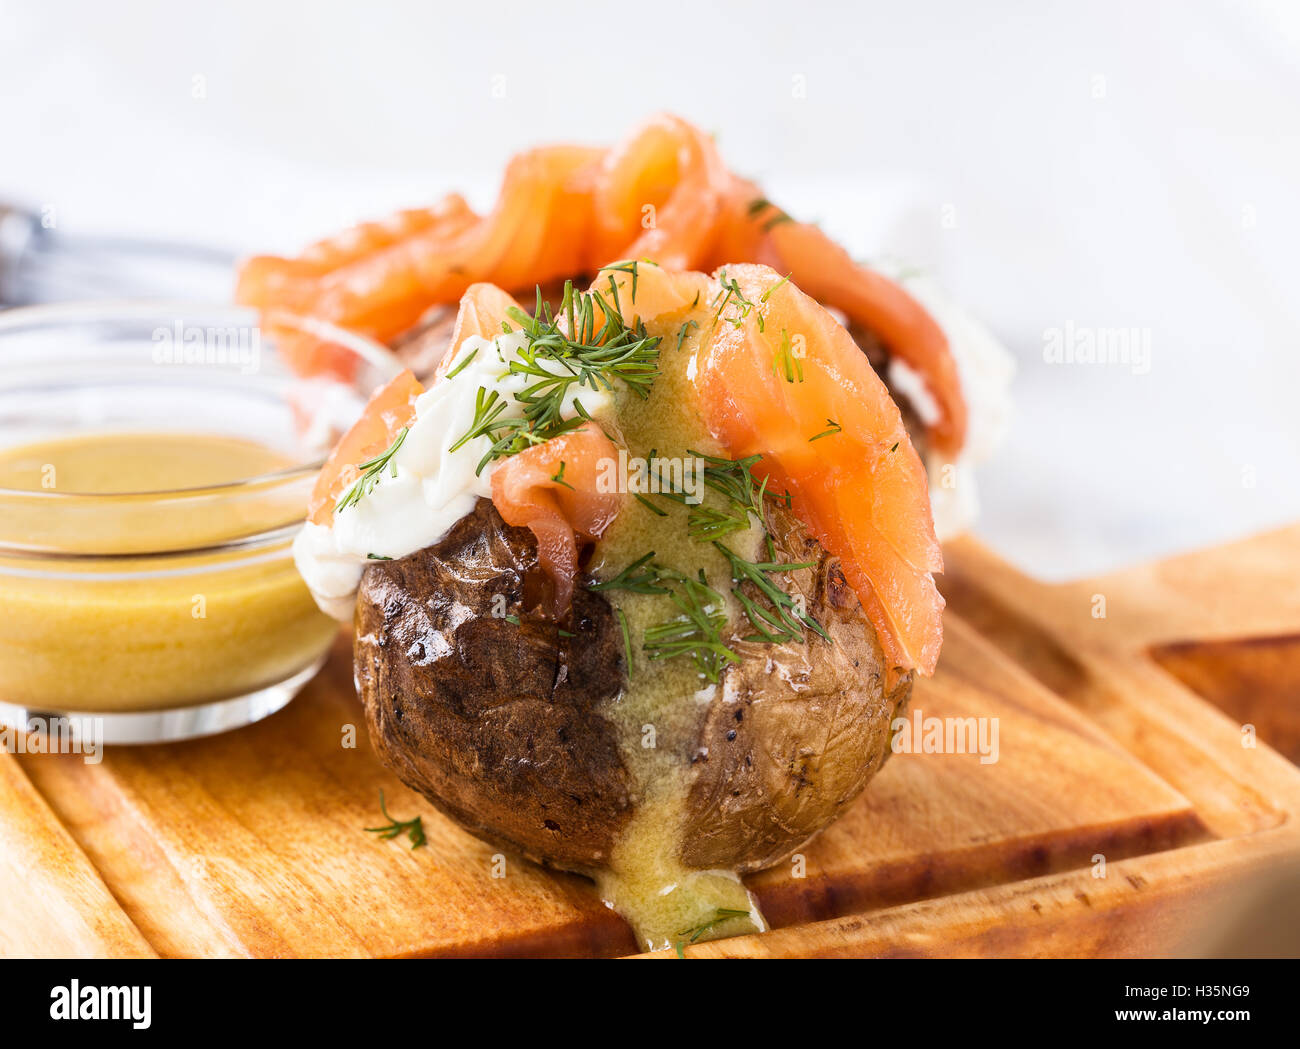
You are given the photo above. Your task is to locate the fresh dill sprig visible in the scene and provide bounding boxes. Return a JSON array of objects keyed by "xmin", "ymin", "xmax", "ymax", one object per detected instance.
[
  {"xmin": 450, "ymin": 277, "xmax": 663, "ymax": 475},
  {"xmin": 628, "ymin": 449, "xmax": 791, "ymax": 540},
  {"xmin": 674, "ymin": 908, "xmax": 752, "ymax": 957},
  {"xmin": 448, "ymin": 386, "xmax": 508, "ymax": 454},
  {"xmin": 598, "ymin": 260, "xmax": 641, "ymax": 303},
  {"xmin": 588, "ymin": 552, "xmax": 673, "ymax": 596},
  {"xmin": 551, "ymin": 460, "xmax": 574, "ymax": 489},
  {"xmin": 713, "ymin": 270, "xmax": 761, "ymax": 331},
  {"xmin": 675, "ymin": 318, "xmax": 700, "ymax": 351},
  {"xmin": 773, "ymin": 328, "xmax": 804, "ymax": 383},
  {"xmin": 692, "ymin": 449, "xmax": 791, "ymax": 512},
  {"xmin": 685, "ymin": 504, "xmax": 753, "ymax": 541},
  {"xmin": 713, "ymin": 541, "xmax": 830, "ymax": 644},
  {"xmin": 809, "ymin": 419, "xmax": 842, "ymax": 442},
  {"xmin": 595, "ymin": 555, "xmax": 740, "ymax": 680},
  {"xmin": 448, "ymin": 386, "xmax": 585, "ymax": 475},
  {"xmin": 365, "ymin": 790, "xmax": 426, "ymax": 849},
  {"xmin": 760, "ymin": 274, "xmax": 791, "ymax": 302},
  {"xmin": 443, "ymin": 344, "xmax": 478, "ymax": 380},
  {"xmin": 335, "ymin": 427, "xmax": 409, "ymax": 513},
  {"xmin": 643, "ymin": 569, "xmax": 739, "ymax": 683},
  {"xmin": 634, "ymin": 492, "xmax": 669, "ymax": 516}
]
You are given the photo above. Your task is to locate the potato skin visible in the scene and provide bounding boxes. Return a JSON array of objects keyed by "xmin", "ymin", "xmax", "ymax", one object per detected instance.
[
  {"xmin": 355, "ymin": 500, "xmax": 634, "ymax": 870},
  {"xmin": 354, "ymin": 499, "xmax": 910, "ymax": 875},
  {"xmin": 681, "ymin": 504, "xmax": 912, "ymax": 872}
]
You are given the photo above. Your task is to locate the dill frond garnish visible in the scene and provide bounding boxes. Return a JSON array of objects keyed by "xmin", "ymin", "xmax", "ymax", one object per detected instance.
[
  {"xmin": 634, "ymin": 492, "xmax": 669, "ymax": 516},
  {"xmin": 450, "ymin": 277, "xmax": 663, "ymax": 475},
  {"xmin": 588, "ymin": 552, "xmax": 672, "ymax": 596},
  {"xmin": 593, "ymin": 555, "xmax": 738, "ymax": 681},
  {"xmin": 674, "ymin": 908, "xmax": 752, "ymax": 957},
  {"xmin": 643, "ymin": 569, "xmax": 739, "ymax": 683},
  {"xmin": 443, "ymin": 344, "xmax": 478, "ymax": 379},
  {"xmin": 684, "ymin": 505, "xmax": 753, "ymax": 541},
  {"xmin": 744, "ymin": 197, "xmax": 792, "ymax": 233},
  {"xmin": 809, "ymin": 419, "xmax": 842, "ymax": 442},
  {"xmin": 335, "ymin": 427, "xmax": 409, "ymax": 513},
  {"xmin": 692, "ymin": 450, "xmax": 790, "ymax": 512},
  {"xmin": 675, "ymin": 319, "xmax": 700, "ymax": 351},
  {"xmin": 773, "ymin": 328, "xmax": 804, "ymax": 383},
  {"xmin": 365, "ymin": 790, "xmax": 426, "ymax": 849},
  {"xmin": 598, "ymin": 259, "xmax": 641, "ymax": 303},
  {"xmin": 713, "ymin": 541, "xmax": 830, "ymax": 644},
  {"xmin": 629, "ymin": 449, "xmax": 791, "ymax": 539},
  {"xmin": 713, "ymin": 270, "xmax": 761, "ymax": 331},
  {"xmin": 760, "ymin": 274, "xmax": 791, "ymax": 302}
]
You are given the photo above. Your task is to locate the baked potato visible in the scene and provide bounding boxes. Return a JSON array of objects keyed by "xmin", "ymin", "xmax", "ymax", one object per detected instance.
[
  {"xmin": 295, "ymin": 262, "xmax": 945, "ymax": 949},
  {"xmin": 356, "ymin": 498, "xmax": 911, "ymax": 875}
]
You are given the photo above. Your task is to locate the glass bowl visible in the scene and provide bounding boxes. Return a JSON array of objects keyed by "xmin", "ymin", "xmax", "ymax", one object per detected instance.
[{"xmin": 0, "ymin": 300, "xmax": 402, "ymax": 743}]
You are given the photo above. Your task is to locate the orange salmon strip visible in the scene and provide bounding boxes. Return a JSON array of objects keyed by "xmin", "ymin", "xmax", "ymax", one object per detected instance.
[
  {"xmin": 761, "ymin": 221, "xmax": 967, "ymax": 455},
  {"xmin": 236, "ymin": 115, "xmax": 968, "ymax": 455},
  {"xmin": 586, "ymin": 113, "xmax": 731, "ymax": 271},
  {"xmin": 490, "ymin": 422, "xmax": 623, "ymax": 618},
  {"xmin": 693, "ymin": 264, "xmax": 944, "ymax": 676}
]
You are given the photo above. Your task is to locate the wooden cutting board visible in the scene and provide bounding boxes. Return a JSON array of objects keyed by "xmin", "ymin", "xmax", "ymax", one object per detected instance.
[{"xmin": 3, "ymin": 526, "xmax": 1299, "ymax": 958}]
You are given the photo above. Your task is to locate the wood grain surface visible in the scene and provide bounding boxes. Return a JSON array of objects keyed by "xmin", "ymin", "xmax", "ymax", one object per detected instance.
[{"xmin": 7, "ymin": 527, "xmax": 1300, "ymax": 958}]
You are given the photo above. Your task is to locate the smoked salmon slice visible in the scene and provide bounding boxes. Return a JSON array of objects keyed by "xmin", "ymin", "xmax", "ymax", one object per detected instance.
[
  {"xmin": 587, "ymin": 114, "xmax": 730, "ymax": 271},
  {"xmin": 692, "ymin": 264, "xmax": 944, "ymax": 676},
  {"xmin": 454, "ymin": 279, "xmax": 622, "ymax": 617},
  {"xmin": 490, "ymin": 422, "xmax": 623, "ymax": 618},
  {"xmin": 240, "ymin": 149, "xmax": 600, "ymax": 361},
  {"xmin": 236, "ymin": 115, "xmax": 968, "ymax": 457},
  {"xmin": 598, "ymin": 259, "xmax": 714, "ymax": 333},
  {"xmin": 760, "ymin": 221, "xmax": 968, "ymax": 455},
  {"xmin": 238, "ymin": 195, "xmax": 479, "ymax": 380},
  {"xmin": 434, "ymin": 283, "xmax": 522, "ymax": 382}
]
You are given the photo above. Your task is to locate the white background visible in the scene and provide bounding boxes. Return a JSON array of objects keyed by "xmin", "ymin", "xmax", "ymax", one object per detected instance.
[{"xmin": 4, "ymin": 0, "xmax": 1298, "ymax": 580}]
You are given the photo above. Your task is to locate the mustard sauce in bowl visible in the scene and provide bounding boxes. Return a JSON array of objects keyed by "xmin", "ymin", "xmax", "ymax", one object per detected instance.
[{"xmin": 0, "ymin": 302, "xmax": 401, "ymax": 742}]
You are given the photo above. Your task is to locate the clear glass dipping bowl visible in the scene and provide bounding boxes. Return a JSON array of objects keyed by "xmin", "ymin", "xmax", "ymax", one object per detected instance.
[{"xmin": 0, "ymin": 301, "xmax": 401, "ymax": 743}]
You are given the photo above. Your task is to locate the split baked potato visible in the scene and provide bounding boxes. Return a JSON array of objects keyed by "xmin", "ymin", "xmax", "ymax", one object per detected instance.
[{"xmin": 355, "ymin": 498, "xmax": 911, "ymax": 875}]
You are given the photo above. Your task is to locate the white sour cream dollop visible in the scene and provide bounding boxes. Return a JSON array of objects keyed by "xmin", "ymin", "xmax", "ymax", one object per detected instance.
[{"xmin": 294, "ymin": 329, "xmax": 611, "ymax": 621}]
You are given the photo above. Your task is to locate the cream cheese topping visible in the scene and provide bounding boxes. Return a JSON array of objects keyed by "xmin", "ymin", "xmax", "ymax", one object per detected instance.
[{"xmin": 293, "ymin": 329, "xmax": 611, "ymax": 621}]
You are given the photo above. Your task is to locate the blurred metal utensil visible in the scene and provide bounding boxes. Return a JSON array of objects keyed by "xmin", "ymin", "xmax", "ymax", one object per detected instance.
[{"xmin": 0, "ymin": 201, "xmax": 237, "ymax": 307}]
